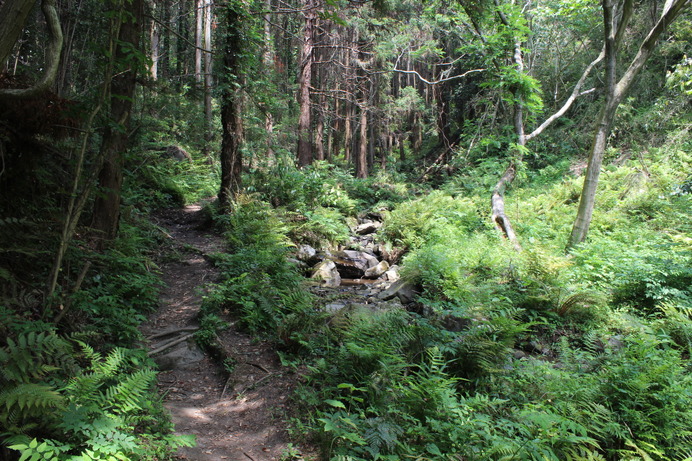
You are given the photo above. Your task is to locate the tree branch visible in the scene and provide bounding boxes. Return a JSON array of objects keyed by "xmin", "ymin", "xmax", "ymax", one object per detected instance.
[
  {"xmin": 0, "ymin": 0, "xmax": 63, "ymax": 99},
  {"xmin": 526, "ymin": 48, "xmax": 605, "ymax": 141}
]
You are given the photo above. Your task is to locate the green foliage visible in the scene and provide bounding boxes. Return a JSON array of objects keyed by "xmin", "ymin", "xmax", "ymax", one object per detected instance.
[
  {"xmin": 203, "ymin": 197, "xmax": 316, "ymax": 339},
  {"xmin": 288, "ymin": 206, "xmax": 351, "ymax": 247},
  {"xmin": 1, "ymin": 334, "xmax": 191, "ymax": 460},
  {"xmin": 67, "ymin": 219, "xmax": 162, "ymax": 346},
  {"xmin": 247, "ymin": 160, "xmax": 357, "ymax": 214},
  {"xmin": 0, "ymin": 333, "xmax": 74, "ymax": 439},
  {"xmin": 380, "ymin": 190, "xmax": 487, "ymax": 250}
]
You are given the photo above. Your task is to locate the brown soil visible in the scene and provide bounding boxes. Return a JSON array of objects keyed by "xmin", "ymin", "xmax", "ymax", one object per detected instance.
[{"xmin": 139, "ymin": 205, "xmax": 313, "ymax": 461}]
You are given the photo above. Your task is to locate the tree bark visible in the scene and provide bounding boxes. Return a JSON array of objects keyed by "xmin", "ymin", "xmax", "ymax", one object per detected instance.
[
  {"xmin": 218, "ymin": 2, "xmax": 244, "ymax": 209},
  {"xmin": 91, "ymin": 0, "xmax": 144, "ymax": 245},
  {"xmin": 263, "ymin": 0, "xmax": 274, "ymax": 157},
  {"xmin": 149, "ymin": 0, "xmax": 160, "ymax": 80},
  {"xmin": 296, "ymin": 0, "xmax": 316, "ymax": 167},
  {"xmin": 568, "ymin": 0, "xmax": 689, "ymax": 248},
  {"xmin": 195, "ymin": 0, "xmax": 203, "ymax": 85},
  {"xmin": 355, "ymin": 105, "xmax": 368, "ymax": 178},
  {"xmin": 0, "ymin": 0, "xmax": 37, "ymax": 68},
  {"xmin": 0, "ymin": 0, "xmax": 63, "ymax": 99},
  {"xmin": 203, "ymin": 0, "xmax": 213, "ymax": 156}
]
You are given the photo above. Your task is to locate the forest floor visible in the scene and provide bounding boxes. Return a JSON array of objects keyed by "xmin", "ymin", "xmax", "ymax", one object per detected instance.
[{"xmin": 139, "ymin": 204, "xmax": 312, "ymax": 461}]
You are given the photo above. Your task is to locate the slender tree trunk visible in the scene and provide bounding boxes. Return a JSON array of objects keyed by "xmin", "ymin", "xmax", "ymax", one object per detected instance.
[
  {"xmin": 344, "ymin": 101, "xmax": 352, "ymax": 162},
  {"xmin": 91, "ymin": 0, "xmax": 144, "ymax": 245},
  {"xmin": 203, "ymin": 0, "xmax": 214, "ymax": 160},
  {"xmin": 297, "ymin": 0, "xmax": 316, "ymax": 167},
  {"xmin": 490, "ymin": 3, "xmax": 526, "ymax": 251},
  {"xmin": 57, "ymin": 0, "xmax": 83, "ymax": 96},
  {"xmin": 568, "ymin": 0, "xmax": 689, "ymax": 248},
  {"xmin": 356, "ymin": 106, "xmax": 368, "ymax": 178},
  {"xmin": 263, "ymin": 0, "xmax": 274, "ymax": 157},
  {"xmin": 149, "ymin": 3, "xmax": 160, "ymax": 80},
  {"xmin": 315, "ymin": 100, "xmax": 325, "ymax": 161},
  {"xmin": 195, "ymin": 0, "xmax": 203, "ymax": 85}
]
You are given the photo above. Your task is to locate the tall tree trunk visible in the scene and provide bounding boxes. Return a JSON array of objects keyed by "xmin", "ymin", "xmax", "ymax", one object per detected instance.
[
  {"xmin": 297, "ymin": 0, "xmax": 316, "ymax": 167},
  {"xmin": 149, "ymin": 2, "xmax": 160, "ymax": 80},
  {"xmin": 344, "ymin": 100, "xmax": 352, "ymax": 162},
  {"xmin": 203, "ymin": 0, "xmax": 214, "ymax": 160},
  {"xmin": 568, "ymin": 0, "xmax": 689, "ymax": 248},
  {"xmin": 356, "ymin": 105, "xmax": 368, "ymax": 178},
  {"xmin": 263, "ymin": 0, "xmax": 274, "ymax": 157},
  {"xmin": 489, "ymin": 2, "xmax": 526, "ymax": 251},
  {"xmin": 195, "ymin": 0, "xmax": 203, "ymax": 85},
  {"xmin": 218, "ymin": 2, "xmax": 244, "ymax": 209},
  {"xmin": 315, "ymin": 99, "xmax": 325, "ymax": 161},
  {"xmin": 57, "ymin": 0, "xmax": 82, "ymax": 96},
  {"xmin": 91, "ymin": 0, "xmax": 144, "ymax": 245}
]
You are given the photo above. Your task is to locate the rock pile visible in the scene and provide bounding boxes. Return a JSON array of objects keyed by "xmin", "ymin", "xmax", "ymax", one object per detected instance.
[{"xmin": 293, "ymin": 213, "xmax": 419, "ymax": 311}]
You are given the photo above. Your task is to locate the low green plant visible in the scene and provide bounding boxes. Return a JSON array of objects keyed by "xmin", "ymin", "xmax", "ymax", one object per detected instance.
[
  {"xmin": 67, "ymin": 220, "xmax": 163, "ymax": 346},
  {"xmin": 202, "ymin": 197, "xmax": 316, "ymax": 340},
  {"xmin": 2, "ymin": 334, "xmax": 193, "ymax": 460}
]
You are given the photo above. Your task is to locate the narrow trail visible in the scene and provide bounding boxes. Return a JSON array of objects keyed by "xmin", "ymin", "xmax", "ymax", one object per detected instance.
[{"xmin": 139, "ymin": 205, "xmax": 305, "ymax": 461}]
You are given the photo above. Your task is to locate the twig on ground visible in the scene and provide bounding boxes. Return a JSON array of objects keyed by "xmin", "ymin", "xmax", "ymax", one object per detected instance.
[
  {"xmin": 147, "ymin": 326, "xmax": 198, "ymax": 341},
  {"xmin": 148, "ymin": 333, "xmax": 194, "ymax": 356}
]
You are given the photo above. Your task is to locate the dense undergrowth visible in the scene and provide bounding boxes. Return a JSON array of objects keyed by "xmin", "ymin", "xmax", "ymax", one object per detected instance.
[
  {"xmin": 196, "ymin": 109, "xmax": 692, "ymax": 460},
  {"xmin": 0, "ymin": 144, "xmax": 206, "ymax": 459},
  {"xmin": 2, "ymin": 72, "xmax": 691, "ymax": 461}
]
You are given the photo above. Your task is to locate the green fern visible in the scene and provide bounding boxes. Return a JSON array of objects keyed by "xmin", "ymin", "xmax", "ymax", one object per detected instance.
[
  {"xmin": 554, "ymin": 290, "xmax": 608, "ymax": 317},
  {"xmin": 0, "ymin": 332, "xmax": 75, "ymax": 438}
]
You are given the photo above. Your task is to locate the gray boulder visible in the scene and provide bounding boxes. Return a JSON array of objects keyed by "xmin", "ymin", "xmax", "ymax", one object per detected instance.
[
  {"xmin": 364, "ymin": 260, "xmax": 389, "ymax": 279},
  {"xmin": 311, "ymin": 260, "xmax": 341, "ymax": 287},
  {"xmin": 377, "ymin": 279, "xmax": 418, "ymax": 304}
]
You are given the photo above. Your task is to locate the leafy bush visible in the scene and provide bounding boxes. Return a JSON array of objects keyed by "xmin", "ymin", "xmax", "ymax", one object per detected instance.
[
  {"xmin": 246, "ymin": 160, "xmax": 357, "ymax": 214},
  {"xmin": 67, "ymin": 220, "xmax": 163, "ymax": 346}
]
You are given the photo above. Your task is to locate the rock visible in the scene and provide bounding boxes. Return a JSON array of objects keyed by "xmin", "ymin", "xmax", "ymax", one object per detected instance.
[
  {"xmin": 296, "ymin": 244, "xmax": 321, "ymax": 265},
  {"xmin": 512, "ymin": 349, "xmax": 527, "ymax": 359},
  {"xmin": 332, "ymin": 250, "xmax": 379, "ymax": 278},
  {"xmin": 286, "ymin": 258, "xmax": 308, "ymax": 272},
  {"xmin": 364, "ymin": 260, "xmax": 389, "ymax": 279},
  {"xmin": 355, "ymin": 221, "xmax": 382, "ymax": 235},
  {"xmin": 384, "ymin": 265, "xmax": 400, "ymax": 281},
  {"xmin": 377, "ymin": 297, "xmax": 404, "ymax": 311},
  {"xmin": 377, "ymin": 279, "xmax": 418, "ymax": 304},
  {"xmin": 607, "ymin": 334, "xmax": 624, "ymax": 350},
  {"xmin": 163, "ymin": 145, "xmax": 192, "ymax": 162},
  {"xmin": 153, "ymin": 340, "xmax": 206, "ymax": 371},
  {"xmin": 311, "ymin": 260, "xmax": 341, "ymax": 287},
  {"xmin": 325, "ymin": 302, "xmax": 348, "ymax": 312}
]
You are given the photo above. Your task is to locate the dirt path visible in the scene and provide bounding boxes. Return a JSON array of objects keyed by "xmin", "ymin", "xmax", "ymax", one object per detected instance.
[{"xmin": 140, "ymin": 205, "xmax": 308, "ymax": 461}]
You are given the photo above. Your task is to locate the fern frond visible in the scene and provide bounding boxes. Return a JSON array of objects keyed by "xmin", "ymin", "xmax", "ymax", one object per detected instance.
[
  {"xmin": 96, "ymin": 347, "xmax": 128, "ymax": 377},
  {"xmin": 100, "ymin": 368, "xmax": 156, "ymax": 413},
  {"xmin": 555, "ymin": 290, "xmax": 607, "ymax": 316}
]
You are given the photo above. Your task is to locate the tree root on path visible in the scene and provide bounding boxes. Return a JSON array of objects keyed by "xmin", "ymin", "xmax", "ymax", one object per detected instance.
[
  {"xmin": 147, "ymin": 326, "xmax": 198, "ymax": 341},
  {"xmin": 148, "ymin": 333, "xmax": 195, "ymax": 356}
]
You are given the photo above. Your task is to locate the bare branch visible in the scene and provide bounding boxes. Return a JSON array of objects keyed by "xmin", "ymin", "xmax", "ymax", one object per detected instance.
[{"xmin": 526, "ymin": 48, "xmax": 605, "ymax": 141}]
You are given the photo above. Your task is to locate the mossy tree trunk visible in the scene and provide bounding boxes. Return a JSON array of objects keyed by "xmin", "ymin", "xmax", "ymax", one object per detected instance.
[
  {"xmin": 218, "ymin": 1, "xmax": 244, "ymax": 209},
  {"xmin": 91, "ymin": 0, "xmax": 144, "ymax": 246}
]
